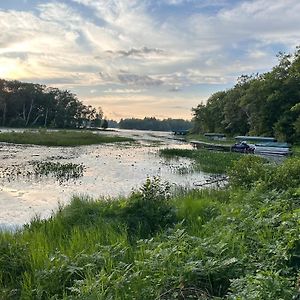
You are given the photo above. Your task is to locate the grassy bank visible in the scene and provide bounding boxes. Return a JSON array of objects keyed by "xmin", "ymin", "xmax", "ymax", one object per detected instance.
[
  {"xmin": 0, "ymin": 130, "xmax": 132, "ymax": 146},
  {"xmin": 186, "ymin": 134, "xmax": 235, "ymax": 145},
  {"xmin": 1, "ymin": 156, "xmax": 300, "ymax": 299},
  {"xmin": 159, "ymin": 148, "xmax": 242, "ymax": 173}
]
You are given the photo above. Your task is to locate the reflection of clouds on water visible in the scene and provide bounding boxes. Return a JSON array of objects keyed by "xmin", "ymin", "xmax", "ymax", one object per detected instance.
[{"xmin": 0, "ymin": 129, "xmax": 208, "ymax": 227}]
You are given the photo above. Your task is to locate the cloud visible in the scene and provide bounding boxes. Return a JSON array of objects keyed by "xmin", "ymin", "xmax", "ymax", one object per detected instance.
[
  {"xmin": 117, "ymin": 72, "xmax": 163, "ymax": 86},
  {"xmin": 162, "ymin": 0, "xmax": 228, "ymax": 8},
  {"xmin": 99, "ymin": 71, "xmax": 114, "ymax": 82},
  {"xmin": 104, "ymin": 88, "xmax": 145, "ymax": 93},
  {"xmin": 1, "ymin": 0, "xmax": 300, "ymax": 119},
  {"xmin": 98, "ymin": 70, "xmax": 163, "ymax": 87},
  {"xmin": 169, "ymin": 86, "xmax": 182, "ymax": 92},
  {"xmin": 104, "ymin": 46, "xmax": 165, "ymax": 58},
  {"xmin": 189, "ymin": 0, "xmax": 300, "ymax": 49}
]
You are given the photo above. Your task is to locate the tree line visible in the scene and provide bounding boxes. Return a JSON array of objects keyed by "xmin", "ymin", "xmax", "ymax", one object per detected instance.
[
  {"xmin": 119, "ymin": 117, "xmax": 192, "ymax": 131},
  {"xmin": 0, "ymin": 79, "xmax": 103, "ymax": 129},
  {"xmin": 192, "ymin": 48, "xmax": 300, "ymax": 143}
]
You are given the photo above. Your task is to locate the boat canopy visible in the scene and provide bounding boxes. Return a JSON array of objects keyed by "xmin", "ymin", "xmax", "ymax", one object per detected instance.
[
  {"xmin": 255, "ymin": 142, "xmax": 289, "ymax": 148},
  {"xmin": 235, "ymin": 136, "xmax": 276, "ymax": 142}
]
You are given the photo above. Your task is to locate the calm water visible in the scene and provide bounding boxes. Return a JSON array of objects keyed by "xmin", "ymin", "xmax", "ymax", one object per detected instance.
[{"xmin": 0, "ymin": 129, "xmax": 209, "ymax": 227}]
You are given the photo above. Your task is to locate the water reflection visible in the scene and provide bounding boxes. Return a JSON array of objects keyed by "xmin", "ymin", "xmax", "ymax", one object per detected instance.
[{"xmin": 0, "ymin": 129, "xmax": 209, "ymax": 226}]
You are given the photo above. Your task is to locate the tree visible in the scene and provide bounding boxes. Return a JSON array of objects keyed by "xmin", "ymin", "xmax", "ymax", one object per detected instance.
[
  {"xmin": 192, "ymin": 47, "xmax": 300, "ymax": 143},
  {"xmin": 0, "ymin": 78, "xmax": 104, "ymax": 129},
  {"xmin": 101, "ymin": 119, "xmax": 108, "ymax": 130}
]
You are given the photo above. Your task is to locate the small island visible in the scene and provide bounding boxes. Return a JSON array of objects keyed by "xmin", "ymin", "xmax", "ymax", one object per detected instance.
[{"xmin": 0, "ymin": 130, "xmax": 132, "ymax": 147}]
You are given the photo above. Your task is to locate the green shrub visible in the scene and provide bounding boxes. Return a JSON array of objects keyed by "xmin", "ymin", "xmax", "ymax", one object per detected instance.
[
  {"xmin": 228, "ymin": 270, "xmax": 297, "ymax": 299},
  {"xmin": 67, "ymin": 229, "xmax": 242, "ymax": 299},
  {"xmin": 29, "ymin": 250, "xmax": 113, "ymax": 299},
  {"xmin": 229, "ymin": 156, "xmax": 300, "ymax": 192},
  {"xmin": 268, "ymin": 158, "xmax": 300, "ymax": 190},
  {"xmin": 228, "ymin": 156, "xmax": 267, "ymax": 188},
  {"xmin": 122, "ymin": 177, "xmax": 176, "ymax": 238}
]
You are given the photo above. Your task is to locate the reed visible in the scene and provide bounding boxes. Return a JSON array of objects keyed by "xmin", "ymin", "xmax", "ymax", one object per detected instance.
[
  {"xmin": 0, "ymin": 130, "xmax": 132, "ymax": 146},
  {"xmin": 159, "ymin": 148, "xmax": 242, "ymax": 174}
]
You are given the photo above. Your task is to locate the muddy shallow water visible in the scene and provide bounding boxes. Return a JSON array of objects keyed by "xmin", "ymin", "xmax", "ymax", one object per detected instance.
[{"xmin": 0, "ymin": 129, "xmax": 210, "ymax": 227}]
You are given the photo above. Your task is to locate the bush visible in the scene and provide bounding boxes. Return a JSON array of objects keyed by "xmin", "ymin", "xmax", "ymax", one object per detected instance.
[
  {"xmin": 228, "ymin": 270, "xmax": 297, "ymax": 299},
  {"xmin": 268, "ymin": 158, "xmax": 300, "ymax": 190},
  {"xmin": 122, "ymin": 177, "xmax": 176, "ymax": 238},
  {"xmin": 229, "ymin": 156, "xmax": 267, "ymax": 188}
]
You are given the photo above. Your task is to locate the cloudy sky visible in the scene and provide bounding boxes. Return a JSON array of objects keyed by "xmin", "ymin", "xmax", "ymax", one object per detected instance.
[{"xmin": 0, "ymin": 0, "xmax": 300, "ymax": 120}]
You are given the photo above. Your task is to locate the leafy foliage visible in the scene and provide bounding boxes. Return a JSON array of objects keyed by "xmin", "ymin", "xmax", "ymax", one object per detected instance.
[
  {"xmin": 229, "ymin": 155, "xmax": 300, "ymax": 190},
  {"xmin": 228, "ymin": 155, "xmax": 267, "ymax": 188},
  {"xmin": 119, "ymin": 117, "xmax": 192, "ymax": 131},
  {"xmin": 0, "ymin": 79, "xmax": 103, "ymax": 129},
  {"xmin": 122, "ymin": 177, "xmax": 176, "ymax": 238},
  {"xmin": 192, "ymin": 48, "xmax": 300, "ymax": 143}
]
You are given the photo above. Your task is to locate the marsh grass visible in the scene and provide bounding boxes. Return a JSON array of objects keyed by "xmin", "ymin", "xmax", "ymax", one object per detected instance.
[
  {"xmin": 0, "ymin": 130, "xmax": 132, "ymax": 146},
  {"xmin": 159, "ymin": 148, "xmax": 242, "ymax": 174},
  {"xmin": 1, "ymin": 159, "xmax": 300, "ymax": 299},
  {"xmin": 187, "ymin": 134, "xmax": 235, "ymax": 145},
  {"xmin": 32, "ymin": 161, "xmax": 84, "ymax": 182},
  {"xmin": 0, "ymin": 161, "xmax": 84, "ymax": 183}
]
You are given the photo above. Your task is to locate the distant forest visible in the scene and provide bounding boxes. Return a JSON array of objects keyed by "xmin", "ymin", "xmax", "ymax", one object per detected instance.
[
  {"xmin": 0, "ymin": 79, "xmax": 103, "ymax": 129},
  {"xmin": 2, "ymin": 47, "xmax": 299, "ymax": 139},
  {"xmin": 0, "ymin": 79, "xmax": 191, "ymax": 132},
  {"xmin": 192, "ymin": 48, "xmax": 300, "ymax": 143},
  {"xmin": 119, "ymin": 117, "xmax": 192, "ymax": 131}
]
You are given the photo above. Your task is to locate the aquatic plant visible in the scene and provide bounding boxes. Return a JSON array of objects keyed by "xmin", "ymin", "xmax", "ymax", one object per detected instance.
[
  {"xmin": 159, "ymin": 148, "xmax": 242, "ymax": 174},
  {"xmin": 0, "ymin": 130, "xmax": 132, "ymax": 146},
  {"xmin": 32, "ymin": 161, "xmax": 84, "ymax": 183},
  {"xmin": 0, "ymin": 161, "xmax": 85, "ymax": 183}
]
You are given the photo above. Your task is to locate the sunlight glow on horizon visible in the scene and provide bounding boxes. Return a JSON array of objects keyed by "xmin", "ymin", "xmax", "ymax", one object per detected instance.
[
  {"xmin": 0, "ymin": 63, "xmax": 20, "ymax": 79},
  {"xmin": 0, "ymin": 0, "xmax": 299, "ymax": 119}
]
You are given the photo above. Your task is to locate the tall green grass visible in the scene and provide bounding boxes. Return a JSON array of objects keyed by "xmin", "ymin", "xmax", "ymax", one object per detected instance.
[
  {"xmin": 1, "ymin": 158, "xmax": 300, "ymax": 299},
  {"xmin": 160, "ymin": 148, "xmax": 242, "ymax": 173},
  {"xmin": 293, "ymin": 145, "xmax": 300, "ymax": 157},
  {"xmin": 187, "ymin": 134, "xmax": 235, "ymax": 145},
  {"xmin": 0, "ymin": 130, "xmax": 132, "ymax": 146}
]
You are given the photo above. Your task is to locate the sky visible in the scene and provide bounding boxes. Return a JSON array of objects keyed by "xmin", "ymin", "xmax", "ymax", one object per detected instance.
[{"xmin": 0, "ymin": 0, "xmax": 300, "ymax": 120}]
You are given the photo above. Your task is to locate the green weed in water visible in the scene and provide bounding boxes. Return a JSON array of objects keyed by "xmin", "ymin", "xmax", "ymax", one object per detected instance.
[
  {"xmin": 0, "ymin": 130, "xmax": 133, "ymax": 146},
  {"xmin": 32, "ymin": 161, "xmax": 84, "ymax": 183},
  {"xmin": 0, "ymin": 161, "xmax": 85, "ymax": 183}
]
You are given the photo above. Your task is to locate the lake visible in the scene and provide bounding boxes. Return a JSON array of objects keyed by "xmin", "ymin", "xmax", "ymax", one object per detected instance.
[{"xmin": 0, "ymin": 129, "xmax": 209, "ymax": 228}]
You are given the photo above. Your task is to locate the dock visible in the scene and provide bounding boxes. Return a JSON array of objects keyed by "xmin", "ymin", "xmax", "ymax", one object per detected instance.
[{"xmin": 190, "ymin": 140, "xmax": 231, "ymax": 152}]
